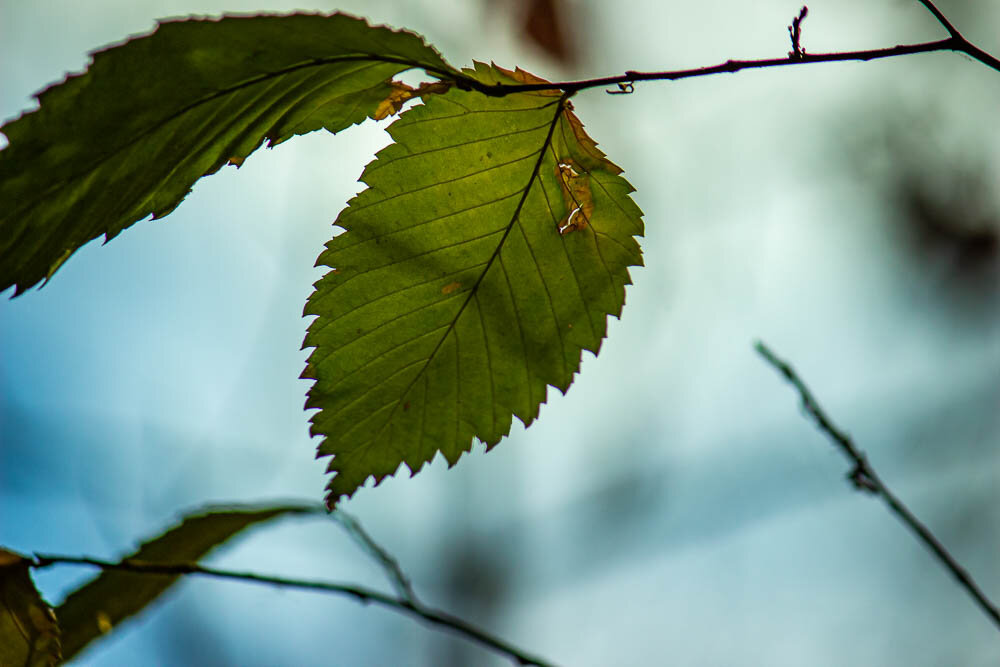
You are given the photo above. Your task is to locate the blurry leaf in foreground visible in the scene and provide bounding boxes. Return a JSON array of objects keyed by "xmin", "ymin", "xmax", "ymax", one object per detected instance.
[
  {"xmin": 0, "ymin": 548, "xmax": 61, "ymax": 667},
  {"xmin": 55, "ymin": 504, "xmax": 313, "ymax": 661},
  {"xmin": 0, "ymin": 12, "xmax": 456, "ymax": 295}
]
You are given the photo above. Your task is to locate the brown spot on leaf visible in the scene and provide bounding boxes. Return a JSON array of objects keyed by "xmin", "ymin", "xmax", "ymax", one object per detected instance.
[
  {"xmin": 374, "ymin": 80, "xmax": 452, "ymax": 120},
  {"xmin": 228, "ymin": 155, "xmax": 246, "ymax": 168},
  {"xmin": 555, "ymin": 158, "xmax": 593, "ymax": 234},
  {"xmin": 442, "ymin": 281, "xmax": 462, "ymax": 294}
]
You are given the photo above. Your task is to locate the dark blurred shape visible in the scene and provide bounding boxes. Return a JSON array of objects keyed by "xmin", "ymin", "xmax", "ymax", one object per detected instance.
[
  {"xmin": 883, "ymin": 110, "xmax": 1000, "ymax": 273},
  {"xmin": 486, "ymin": 0, "xmax": 579, "ymax": 66},
  {"xmin": 434, "ymin": 536, "xmax": 513, "ymax": 667},
  {"xmin": 896, "ymin": 163, "xmax": 999, "ymax": 278},
  {"xmin": 522, "ymin": 0, "xmax": 576, "ymax": 65},
  {"xmin": 849, "ymin": 111, "xmax": 1000, "ymax": 321}
]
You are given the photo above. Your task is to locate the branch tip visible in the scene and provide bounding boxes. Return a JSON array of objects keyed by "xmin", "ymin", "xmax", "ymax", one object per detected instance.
[{"xmin": 788, "ymin": 6, "xmax": 809, "ymax": 59}]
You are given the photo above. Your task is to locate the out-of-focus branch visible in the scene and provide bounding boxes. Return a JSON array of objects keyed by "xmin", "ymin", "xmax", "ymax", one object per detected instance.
[
  {"xmin": 755, "ymin": 341, "xmax": 1000, "ymax": 631},
  {"xmin": 32, "ymin": 553, "xmax": 555, "ymax": 667},
  {"xmin": 331, "ymin": 509, "xmax": 417, "ymax": 604}
]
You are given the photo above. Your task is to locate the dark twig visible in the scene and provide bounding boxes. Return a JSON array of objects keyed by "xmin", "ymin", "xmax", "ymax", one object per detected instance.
[
  {"xmin": 916, "ymin": 0, "xmax": 962, "ymax": 38},
  {"xmin": 31, "ymin": 554, "xmax": 555, "ymax": 667},
  {"xmin": 788, "ymin": 6, "xmax": 809, "ymax": 59},
  {"xmin": 453, "ymin": 1, "xmax": 999, "ymax": 97},
  {"xmin": 754, "ymin": 341, "xmax": 1000, "ymax": 632},
  {"xmin": 462, "ymin": 37, "xmax": 998, "ymax": 97}
]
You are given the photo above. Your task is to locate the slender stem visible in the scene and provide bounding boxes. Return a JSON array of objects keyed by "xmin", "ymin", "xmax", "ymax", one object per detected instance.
[
  {"xmin": 460, "ymin": 37, "xmax": 996, "ymax": 97},
  {"xmin": 331, "ymin": 509, "xmax": 417, "ymax": 604},
  {"xmin": 449, "ymin": 0, "xmax": 1000, "ymax": 98},
  {"xmin": 917, "ymin": 0, "xmax": 962, "ymax": 38},
  {"xmin": 32, "ymin": 554, "xmax": 556, "ymax": 667},
  {"xmin": 754, "ymin": 341, "xmax": 1000, "ymax": 632}
]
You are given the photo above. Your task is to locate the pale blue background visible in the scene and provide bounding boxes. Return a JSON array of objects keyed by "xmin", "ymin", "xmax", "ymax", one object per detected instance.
[{"xmin": 2, "ymin": 0, "xmax": 998, "ymax": 664}]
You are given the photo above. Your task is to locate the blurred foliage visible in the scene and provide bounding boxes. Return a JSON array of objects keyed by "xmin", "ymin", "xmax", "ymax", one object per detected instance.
[{"xmin": 0, "ymin": 549, "xmax": 61, "ymax": 667}]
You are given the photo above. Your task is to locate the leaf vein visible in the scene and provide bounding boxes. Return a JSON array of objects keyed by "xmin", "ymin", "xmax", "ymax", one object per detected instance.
[
  {"xmin": 308, "ymin": 264, "xmax": 486, "ymax": 372},
  {"xmin": 362, "ymin": 96, "xmax": 568, "ymax": 451},
  {"xmin": 368, "ymin": 120, "xmax": 553, "ymax": 172},
  {"xmin": 344, "ymin": 147, "xmax": 543, "ymax": 215}
]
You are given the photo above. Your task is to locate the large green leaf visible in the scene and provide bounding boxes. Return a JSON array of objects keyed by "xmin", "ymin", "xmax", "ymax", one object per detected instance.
[
  {"xmin": 55, "ymin": 504, "xmax": 310, "ymax": 661},
  {"xmin": 0, "ymin": 13, "xmax": 456, "ymax": 295},
  {"xmin": 0, "ymin": 549, "xmax": 61, "ymax": 667},
  {"xmin": 303, "ymin": 63, "xmax": 644, "ymax": 507}
]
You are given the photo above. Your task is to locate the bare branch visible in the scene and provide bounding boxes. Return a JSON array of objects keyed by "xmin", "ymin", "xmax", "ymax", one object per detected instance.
[
  {"xmin": 788, "ymin": 6, "xmax": 809, "ymax": 59},
  {"xmin": 754, "ymin": 341, "xmax": 1000, "ymax": 632},
  {"xmin": 454, "ymin": 2, "xmax": 998, "ymax": 97},
  {"xmin": 32, "ymin": 554, "xmax": 556, "ymax": 667},
  {"xmin": 916, "ymin": 0, "xmax": 962, "ymax": 39}
]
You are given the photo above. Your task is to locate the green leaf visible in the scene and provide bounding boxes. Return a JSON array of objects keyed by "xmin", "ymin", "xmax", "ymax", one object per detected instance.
[
  {"xmin": 303, "ymin": 63, "xmax": 644, "ymax": 507},
  {"xmin": 55, "ymin": 504, "xmax": 311, "ymax": 661},
  {"xmin": 0, "ymin": 13, "xmax": 457, "ymax": 295},
  {"xmin": 0, "ymin": 548, "xmax": 61, "ymax": 667}
]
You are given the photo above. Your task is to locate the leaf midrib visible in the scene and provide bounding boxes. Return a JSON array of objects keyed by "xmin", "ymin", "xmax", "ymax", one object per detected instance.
[
  {"xmin": 3, "ymin": 53, "xmax": 452, "ymax": 225},
  {"xmin": 356, "ymin": 94, "xmax": 570, "ymax": 454}
]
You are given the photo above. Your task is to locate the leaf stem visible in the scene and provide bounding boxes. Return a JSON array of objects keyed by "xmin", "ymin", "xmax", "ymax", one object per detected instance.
[
  {"xmin": 754, "ymin": 341, "xmax": 1000, "ymax": 632},
  {"xmin": 32, "ymin": 553, "xmax": 556, "ymax": 667},
  {"xmin": 331, "ymin": 509, "xmax": 417, "ymax": 604}
]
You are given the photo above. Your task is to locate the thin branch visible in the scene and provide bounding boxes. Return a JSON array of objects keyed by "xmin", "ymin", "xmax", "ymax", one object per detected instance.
[
  {"xmin": 788, "ymin": 6, "xmax": 809, "ymax": 59},
  {"xmin": 754, "ymin": 341, "xmax": 1000, "ymax": 632},
  {"xmin": 32, "ymin": 554, "xmax": 556, "ymax": 667},
  {"xmin": 453, "ymin": 2, "xmax": 999, "ymax": 97},
  {"xmin": 463, "ymin": 38, "xmax": 959, "ymax": 96},
  {"xmin": 916, "ymin": 0, "xmax": 962, "ymax": 39}
]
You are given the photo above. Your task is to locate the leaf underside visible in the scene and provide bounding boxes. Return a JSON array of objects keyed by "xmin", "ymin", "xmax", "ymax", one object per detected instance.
[
  {"xmin": 55, "ymin": 505, "xmax": 308, "ymax": 661},
  {"xmin": 0, "ymin": 12, "xmax": 455, "ymax": 295},
  {"xmin": 303, "ymin": 63, "xmax": 644, "ymax": 507}
]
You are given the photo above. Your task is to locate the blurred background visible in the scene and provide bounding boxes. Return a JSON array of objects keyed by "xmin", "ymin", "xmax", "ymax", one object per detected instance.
[{"xmin": 1, "ymin": 0, "xmax": 998, "ymax": 664}]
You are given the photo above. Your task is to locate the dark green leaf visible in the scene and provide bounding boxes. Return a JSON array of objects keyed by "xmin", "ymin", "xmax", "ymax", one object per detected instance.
[
  {"xmin": 303, "ymin": 63, "xmax": 644, "ymax": 506},
  {"xmin": 0, "ymin": 13, "xmax": 456, "ymax": 295},
  {"xmin": 0, "ymin": 548, "xmax": 61, "ymax": 667},
  {"xmin": 56, "ymin": 504, "xmax": 311, "ymax": 661}
]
